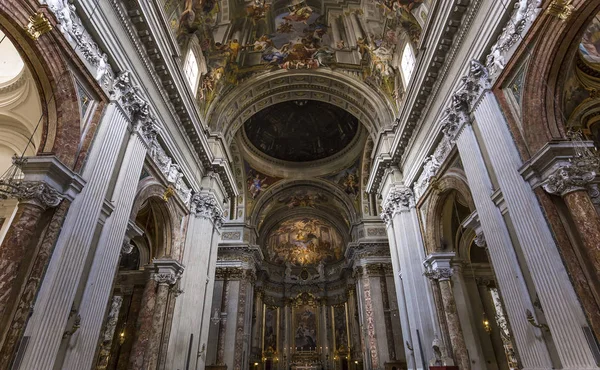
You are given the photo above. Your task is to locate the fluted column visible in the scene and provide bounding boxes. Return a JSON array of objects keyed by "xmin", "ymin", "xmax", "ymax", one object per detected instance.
[
  {"xmin": 424, "ymin": 254, "xmax": 469, "ymax": 370},
  {"xmin": 144, "ymin": 260, "xmax": 183, "ymax": 370},
  {"xmin": 166, "ymin": 192, "xmax": 223, "ymax": 370},
  {"xmin": 442, "ymin": 88, "xmax": 553, "ymax": 368},
  {"xmin": 468, "ymin": 61, "xmax": 598, "ymax": 367},
  {"xmin": 16, "ymin": 73, "xmax": 150, "ymax": 370},
  {"xmin": 382, "ymin": 209, "xmax": 416, "ymax": 368},
  {"xmin": 61, "ymin": 119, "xmax": 149, "ymax": 370},
  {"xmin": 381, "ymin": 185, "xmax": 440, "ymax": 369}
]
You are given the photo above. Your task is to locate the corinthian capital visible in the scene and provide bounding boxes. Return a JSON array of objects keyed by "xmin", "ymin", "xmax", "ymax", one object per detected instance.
[
  {"xmin": 152, "ymin": 272, "xmax": 179, "ymax": 286},
  {"xmin": 191, "ymin": 192, "xmax": 224, "ymax": 225},
  {"xmin": 3, "ymin": 181, "xmax": 64, "ymax": 209},
  {"xmin": 425, "ymin": 267, "xmax": 454, "ymax": 282},
  {"xmin": 382, "ymin": 186, "xmax": 414, "ymax": 219},
  {"xmin": 543, "ymin": 158, "xmax": 598, "ymax": 196}
]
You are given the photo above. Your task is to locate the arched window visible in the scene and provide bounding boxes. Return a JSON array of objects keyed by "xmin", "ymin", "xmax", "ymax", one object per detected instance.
[
  {"xmin": 401, "ymin": 43, "xmax": 416, "ymax": 85},
  {"xmin": 183, "ymin": 49, "xmax": 200, "ymax": 96}
]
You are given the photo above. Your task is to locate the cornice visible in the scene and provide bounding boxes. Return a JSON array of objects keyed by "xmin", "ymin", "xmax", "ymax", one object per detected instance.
[
  {"xmin": 366, "ymin": 0, "xmax": 478, "ymax": 195},
  {"xmin": 105, "ymin": 0, "xmax": 237, "ymax": 198}
]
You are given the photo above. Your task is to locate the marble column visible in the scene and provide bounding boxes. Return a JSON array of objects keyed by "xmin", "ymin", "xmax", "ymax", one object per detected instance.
[
  {"xmin": 354, "ymin": 263, "xmax": 396, "ymax": 370},
  {"xmin": 17, "ymin": 74, "xmax": 148, "ymax": 370},
  {"xmin": 450, "ymin": 263, "xmax": 491, "ymax": 370},
  {"xmin": 381, "ymin": 185, "xmax": 440, "ymax": 369},
  {"xmin": 213, "ymin": 267, "xmax": 255, "ymax": 370},
  {"xmin": 424, "ymin": 254, "xmax": 469, "ymax": 370},
  {"xmin": 0, "ymin": 196, "xmax": 57, "ymax": 320},
  {"xmin": 144, "ymin": 260, "xmax": 183, "ymax": 370},
  {"xmin": 0, "ymin": 156, "xmax": 82, "ymax": 358},
  {"xmin": 128, "ymin": 272, "xmax": 158, "ymax": 370},
  {"xmin": 383, "ymin": 211, "xmax": 416, "ymax": 368},
  {"xmin": 443, "ymin": 104, "xmax": 553, "ymax": 367},
  {"xmin": 250, "ymin": 289, "xmax": 264, "ymax": 357},
  {"xmin": 543, "ymin": 164, "xmax": 600, "ymax": 298},
  {"xmin": 215, "ymin": 275, "xmax": 230, "ymax": 366},
  {"xmin": 61, "ymin": 116, "xmax": 149, "ymax": 370},
  {"xmin": 95, "ymin": 295, "xmax": 124, "ymax": 370},
  {"xmin": 346, "ymin": 287, "xmax": 362, "ymax": 361},
  {"xmin": 465, "ymin": 61, "xmax": 599, "ymax": 367},
  {"xmin": 166, "ymin": 192, "xmax": 223, "ymax": 370}
]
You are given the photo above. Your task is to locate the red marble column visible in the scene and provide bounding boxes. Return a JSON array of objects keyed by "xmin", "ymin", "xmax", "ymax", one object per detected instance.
[
  {"xmin": 0, "ymin": 200, "xmax": 69, "ymax": 367},
  {"xmin": 438, "ymin": 279, "xmax": 470, "ymax": 370},
  {"xmin": 128, "ymin": 277, "xmax": 158, "ymax": 370},
  {"xmin": 0, "ymin": 202, "xmax": 48, "ymax": 322},
  {"xmin": 562, "ymin": 191, "xmax": 600, "ymax": 278},
  {"xmin": 143, "ymin": 281, "xmax": 170, "ymax": 370}
]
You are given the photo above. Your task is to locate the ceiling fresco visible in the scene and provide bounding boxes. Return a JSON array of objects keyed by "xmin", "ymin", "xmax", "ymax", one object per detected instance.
[
  {"xmin": 265, "ymin": 216, "xmax": 344, "ymax": 266},
  {"xmin": 580, "ymin": 13, "xmax": 600, "ymax": 65},
  {"xmin": 321, "ymin": 158, "xmax": 361, "ymax": 206},
  {"xmin": 163, "ymin": 0, "xmax": 425, "ymax": 115},
  {"xmin": 243, "ymin": 100, "xmax": 359, "ymax": 162}
]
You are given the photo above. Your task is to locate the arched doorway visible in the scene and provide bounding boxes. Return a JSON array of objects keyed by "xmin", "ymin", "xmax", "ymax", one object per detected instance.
[
  {"xmin": 421, "ymin": 172, "xmax": 518, "ymax": 370},
  {"xmin": 96, "ymin": 193, "xmax": 176, "ymax": 370}
]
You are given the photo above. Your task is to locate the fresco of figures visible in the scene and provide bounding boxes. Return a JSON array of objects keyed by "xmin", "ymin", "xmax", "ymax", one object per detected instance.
[
  {"xmin": 264, "ymin": 306, "xmax": 278, "ymax": 352},
  {"xmin": 333, "ymin": 304, "xmax": 349, "ymax": 351},
  {"xmin": 323, "ymin": 159, "xmax": 360, "ymax": 201},
  {"xmin": 580, "ymin": 14, "xmax": 600, "ymax": 65},
  {"xmin": 294, "ymin": 304, "xmax": 318, "ymax": 350},
  {"xmin": 162, "ymin": 0, "xmax": 426, "ymax": 114},
  {"xmin": 266, "ymin": 217, "xmax": 343, "ymax": 266},
  {"xmin": 277, "ymin": 189, "xmax": 328, "ymax": 209}
]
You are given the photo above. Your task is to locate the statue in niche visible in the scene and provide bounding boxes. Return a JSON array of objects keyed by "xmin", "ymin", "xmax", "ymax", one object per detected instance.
[
  {"xmin": 317, "ymin": 260, "xmax": 325, "ymax": 279},
  {"xmin": 285, "ymin": 262, "xmax": 293, "ymax": 281},
  {"xmin": 429, "ymin": 337, "xmax": 454, "ymax": 366}
]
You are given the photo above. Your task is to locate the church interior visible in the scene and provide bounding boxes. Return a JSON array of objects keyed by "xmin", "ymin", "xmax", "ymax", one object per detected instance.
[{"xmin": 1, "ymin": 0, "xmax": 600, "ymax": 370}]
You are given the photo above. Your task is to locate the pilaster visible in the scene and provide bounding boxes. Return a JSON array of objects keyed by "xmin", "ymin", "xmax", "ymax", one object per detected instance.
[{"xmin": 381, "ymin": 182, "xmax": 440, "ymax": 369}]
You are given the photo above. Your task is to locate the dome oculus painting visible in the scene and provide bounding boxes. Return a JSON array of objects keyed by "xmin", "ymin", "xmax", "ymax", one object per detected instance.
[{"xmin": 265, "ymin": 217, "xmax": 343, "ymax": 266}]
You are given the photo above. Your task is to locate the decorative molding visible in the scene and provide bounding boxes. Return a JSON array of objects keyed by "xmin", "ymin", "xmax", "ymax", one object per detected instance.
[
  {"xmin": 485, "ymin": 0, "xmax": 542, "ymax": 78},
  {"xmin": 24, "ymin": 12, "xmax": 53, "ymax": 40},
  {"xmin": 546, "ymin": 0, "xmax": 574, "ymax": 21},
  {"xmin": 381, "ymin": 186, "xmax": 414, "ymax": 225},
  {"xmin": 41, "ymin": 0, "xmax": 114, "ymax": 91},
  {"xmin": 222, "ymin": 231, "xmax": 241, "ymax": 240},
  {"xmin": 542, "ymin": 158, "xmax": 598, "ymax": 196},
  {"xmin": 368, "ymin": 0, "xmax": 479, "ymax": 194},
  {"xmin": 424, "ymin": 267, "xmax": 454, "ymax": 282},
  {"xmin": 111, "ymin": 71, "xmax": 194, "ymax": 206},
  {"xmin": 152, "ymin": 258, "xmax": 185, "ymax": 286},
  {"xmin": 2, "ymin": 181, "xmax": 64, "ymax": 209},
  {"xmin": 423, "ymin": 252, "xmax": 456, "ymax": 282},
  {"xmin": 190, "ymin": 192, "xmax": 224, "ymax": 226},
  {"xmin": 121, "ymin": 239, "xmax": 134, "ymax": 255},
  {"xmin": 474, "ymin": 231, "xmax": 486, "ymax": 248}
]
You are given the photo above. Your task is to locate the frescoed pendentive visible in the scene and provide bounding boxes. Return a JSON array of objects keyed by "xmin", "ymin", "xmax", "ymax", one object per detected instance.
[
  {"xmin": 322, "ymin": 159, "xmax": 361, "ymax": 204},
  {"xmin": 265, "ymin": 216, "xmax": 343, "ymax": 266}
]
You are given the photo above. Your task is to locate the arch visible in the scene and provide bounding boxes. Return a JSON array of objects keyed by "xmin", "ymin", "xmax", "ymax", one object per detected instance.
[
  {"xmin": 130, "ymin": 178, "xmax": 178, "ymax": 259},
  {"xmin": 0, "ymin": 2, "xmax": 99, "ymax": 169},
  {"xmin": 249, "ymin": 178, "xmax": 360, "ymax": 230},
  {"xmin": 513, "ymin": 0, "xmax": 600, "ymax": 156},
  {"xmin": 207, "ymin": 69, "xmax": 396, "ymax": 145},
  {"xmin": 423, "ymin": 170, "xmax": 475, "ymax": 254}
]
